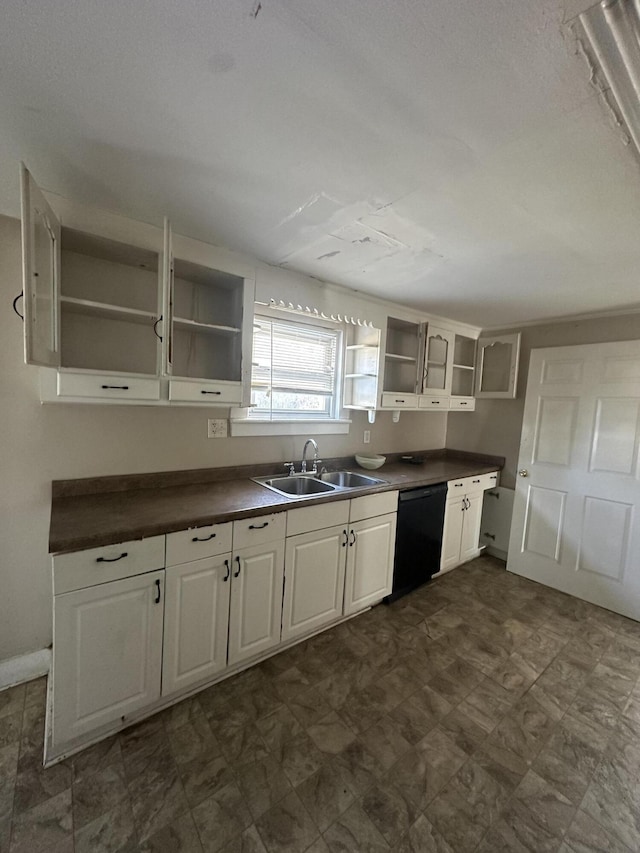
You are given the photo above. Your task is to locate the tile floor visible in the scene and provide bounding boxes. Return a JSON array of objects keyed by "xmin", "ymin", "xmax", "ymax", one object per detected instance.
[{"xmin": 1, "ymin": 555, "xmax": 640, "ymax": 852}]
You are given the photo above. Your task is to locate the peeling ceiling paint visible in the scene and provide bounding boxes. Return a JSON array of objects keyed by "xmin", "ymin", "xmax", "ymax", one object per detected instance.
[{"xmin": 1, "ymin": 0, "xmax": 639, "ymax": 327}]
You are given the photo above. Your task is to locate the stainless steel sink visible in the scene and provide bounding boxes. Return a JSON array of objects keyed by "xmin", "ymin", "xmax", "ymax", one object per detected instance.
[
  {"xmin": 255, "ymin": 475, "xmax": 337, "ymax": 497},
  {"xmin": 319, "ymin": 471, "xmax": 386, "ymax": 488},
  {"xmin": 252, "ymin": 470, "xmax": 387, "ymax": 499}
]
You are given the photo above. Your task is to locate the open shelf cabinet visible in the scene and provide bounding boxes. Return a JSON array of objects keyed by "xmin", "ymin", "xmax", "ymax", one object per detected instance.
[
  {"xmin": 20, "ymin": 164, "xmax": 254, "ymax": 405},
  {"xmin": 343, "ymin": 326, "xmax": 381, "ymax": 412}
]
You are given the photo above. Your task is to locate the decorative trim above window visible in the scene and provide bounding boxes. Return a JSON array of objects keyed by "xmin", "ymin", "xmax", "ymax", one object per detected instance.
[{"xmin": 255, "ymin": 299, "xmax": 375, "ymax": 327}]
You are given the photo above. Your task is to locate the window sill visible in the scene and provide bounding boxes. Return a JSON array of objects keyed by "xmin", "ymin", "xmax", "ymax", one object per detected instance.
[{"xmin": 230, "ymin": 418, "xmax": 352, "ymax": 437}]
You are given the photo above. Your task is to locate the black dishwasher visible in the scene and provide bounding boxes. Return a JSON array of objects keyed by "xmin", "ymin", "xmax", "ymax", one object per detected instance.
[{"xmin": 385, "ymin": 482, "xmax": 447, "ymax": 602}]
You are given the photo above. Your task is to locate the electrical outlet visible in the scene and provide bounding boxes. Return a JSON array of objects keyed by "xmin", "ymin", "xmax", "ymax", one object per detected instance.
[
  {"xmin": 207, "ymin": 418, "xmax": 228, "ymax": 439},
  {"xmin": 363, "ymin": 430, "xmax": 371, "ymax": 444}
]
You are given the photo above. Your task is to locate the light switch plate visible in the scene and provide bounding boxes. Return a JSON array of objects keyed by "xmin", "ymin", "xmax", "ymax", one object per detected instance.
[{"xmin": 207, "ymin": 418, "xmax": 228, "ymax": 438}]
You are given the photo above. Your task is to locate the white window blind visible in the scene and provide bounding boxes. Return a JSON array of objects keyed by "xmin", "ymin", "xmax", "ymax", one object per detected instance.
[{"xmin": 251, "ymin": 316, "xmax": 340, "ymax": 419}]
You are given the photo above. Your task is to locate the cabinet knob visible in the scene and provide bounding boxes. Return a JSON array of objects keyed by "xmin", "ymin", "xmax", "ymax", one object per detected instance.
[{"xmin": 518, "ymin": 469, "xmax": 529, "ymax": 477}]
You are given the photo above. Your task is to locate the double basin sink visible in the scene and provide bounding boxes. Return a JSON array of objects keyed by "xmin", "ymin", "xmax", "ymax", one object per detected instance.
[{"xmin": 253, "ymin": 470, "xmax": 386, "ymax": 499}]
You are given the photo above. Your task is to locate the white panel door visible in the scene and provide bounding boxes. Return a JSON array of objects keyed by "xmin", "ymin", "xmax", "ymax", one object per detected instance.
[
  {"xmin": 227, "ymin": 541, "xmax": 285, "ymax": 666},
  {"xmin": 440, "ymin": 498, "xmax": 465, "ymax": 573},
  {"xmin": 509, "ymin": 341, "xmax": 640, "ymax": 620},
  {"xmin": 344, "ymin": 513, "xmax": 396, "ymax": 615},
  {"xmin": 20, "ymin": 163, "xmax": 61, "ymax": 367},
  {"xmin": 282, "ymin": 525, "xmax": 346, "ymax": 642},
  {"xmin": 53, "ymin": 571, "xmax": 164, "ymax": 747},
  {"xmin": 162, "ymin": 555, "xmax": 231, "ymax": 697},
  {"xmin": 460, "ymin": 493, "xmax": 483, "ymax": 563}
]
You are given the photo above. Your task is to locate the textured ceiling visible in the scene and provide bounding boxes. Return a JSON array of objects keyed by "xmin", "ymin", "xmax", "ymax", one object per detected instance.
[{"xmin": 1, "ymin": 0, "xmax": 640, "ymax": 327}]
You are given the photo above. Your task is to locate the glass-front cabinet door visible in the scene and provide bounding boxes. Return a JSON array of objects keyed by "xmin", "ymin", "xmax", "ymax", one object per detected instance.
[
  {"xmin": 475, "ymin": 333, "xmax": 521, "ymax": 398},
  {"xmin": 422, "ymin": 325, "xmax": 454, "ymax": 396}
]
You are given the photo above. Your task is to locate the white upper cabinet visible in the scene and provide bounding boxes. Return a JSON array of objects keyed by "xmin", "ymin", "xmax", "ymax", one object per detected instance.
[
  {"xmin": 20, "ymin": 163, "xmax": 61, "ymax": 368},
  {"xmin": 475, "ymin": 333, "xmax": 521, "ymax": 399},
  {"xmin": 20, "ymin": 171, "xmax": 254, "ymax": 406},
  {"xmin": 380, "ymin": 317, "xmax": 421, "ymax": 408},
  {"xmin": 449, "ymin": 333, "xmax": 476, "ymax": 411},
  {"xmin": 164, "ymin": 225, "xmax": 254, "ymax": 405},
  {"xmin": 343, "ymin": 324, "xmax": 381, "ymax": 413}
]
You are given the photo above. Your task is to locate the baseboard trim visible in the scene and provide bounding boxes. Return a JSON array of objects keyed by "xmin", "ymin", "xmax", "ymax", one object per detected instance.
[{"xmin": 0, "ymin": 648, "xmax": 51, "ymax": 692}]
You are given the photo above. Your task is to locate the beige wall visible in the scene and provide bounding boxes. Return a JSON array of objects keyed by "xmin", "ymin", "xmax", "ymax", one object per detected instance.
[
  {"xmin": 0, "ymin": 215, "xmax": 446, "ymax": 663},
  {"xmin": 447, "ymin": 314, "xmax": 640, "ymax": 488}
]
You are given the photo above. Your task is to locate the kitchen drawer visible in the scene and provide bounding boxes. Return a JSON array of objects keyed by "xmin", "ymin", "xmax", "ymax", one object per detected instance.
[
  {"xmin": 350, "ymin": 491, "xmax": 398, "ymax": 523},
  {"xmin": 53, "ymin": 535, "xmax": 166, "ymax": 595},
  {"xmin": 381, "ymin": 393, "xmax": 417, "ymax": 409},
  {"xmin": 418, "ymin": 396, "xmax": 448, "ymax": 410},
  {"xmin": 287, "ymin": 500, "xmax": 350, "ymax": 537},
  {"xmin": 447, "ymin": 474, "xmax": 485, "ymax": 496},
  {"xmin": 449, "ymin": 397, "xmax": 476, "ymax": 411},
  {"xmin": 480, "ymin": 471, "xmax": 499, "ymax": 490},
  {"xmin": 166, "ymin": 522, "xmax": 232, "ymax": 567},
  {"xmin": 168, "ymin": 378, "xmax": 242, "ymax": 405},
  {"xmin": 233, "ymin": 513, "xmax": 286, "ymax": 549},
  {"xmin": 57, "ymin": 371, "xmax": 160, "ymax": 402}
]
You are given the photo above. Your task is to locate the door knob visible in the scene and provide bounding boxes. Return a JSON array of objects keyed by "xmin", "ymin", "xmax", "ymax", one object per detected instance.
[{"xmin": 518, "ymin": 469, "xmax": 529, "ymax": 477}]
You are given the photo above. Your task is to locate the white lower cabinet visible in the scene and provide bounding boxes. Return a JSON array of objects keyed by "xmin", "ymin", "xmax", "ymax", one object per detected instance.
[
  {"xmin": 344, "ymin": 513, "xmax": 397, "ymax": 615},
  {"xmin": 282, "ymin": 524, "xmax": 347, "ymax": 642},
  {"xmin": 439, "ymin": 473, "xmax": 497, "ymax": 573},
  {"xmin": 52, "ymin": 570, "xmax": 164, "ymax": 748},
  {"xmin": 283, "ymin": 491, "xmax": 399, "ymax": 641},
  {"xmin": 227, "ymin": 540, "xmax": 285, "ymax": 666},
  {"xmin": 162, "ymin": 555, "xmax": 231, "ymax": 696},
  {"xmin": 49, "ymin": 495, "xmax": 399, "ymax": 762}
]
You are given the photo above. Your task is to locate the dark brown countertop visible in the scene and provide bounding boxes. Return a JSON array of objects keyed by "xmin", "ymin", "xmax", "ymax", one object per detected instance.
[{"xmin": 49, "ymin": 449, "xmax": 504, "ymax": 554}]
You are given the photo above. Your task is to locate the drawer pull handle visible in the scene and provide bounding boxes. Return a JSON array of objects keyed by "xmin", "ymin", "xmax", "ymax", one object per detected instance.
[
  {"xmin": 472, "ymin": 479, "xmax": 480, "ymax": 483},
  {"xmin": 454, "ymin": 483, "xmax": 463, "ymax": 487},
  {"xmin": 395, "ymin": 399, "xmax": 405, "ymax": 403},
  {"xmin": 223, "ymin": 559, "xmax": 230, "ymax": 582},
  {"xmin": 432, "ymin": 400, "xmax": 440, "ymax": 404},
  {"xmin": 248, "ymin": 522, "xmax": 269, "ymax": 530},
  {"xmin": 201, "ymin": 390, "xmax": 222, "ymax": 395},
  {"xmin": 234, "ymin": 555, "xmax": 241, "ymax": 577},
  {"xmin": 101, "ymin": 385, "xmax": 129, "ymax": 390},
  {"xmin": 96, "ymin": 552, "xmax": 128, "ymax": 563},
  {"xmin": 460, "ymin": 402, "xmax": 468, "ymax": 406},
  {"xmin": 349, "ymin": 530, "xmax": 356, "ymax": 546},
  {"xmin": 154, "ymin": 579, "xmax": 161, "ymax": 603},
  {"xmin": 192, "ymin": 533, "xmax": 217, "ymax": 542}
]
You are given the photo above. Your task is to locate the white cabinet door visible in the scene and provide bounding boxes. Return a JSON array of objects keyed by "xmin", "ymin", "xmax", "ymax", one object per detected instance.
[
  {"xmin": 440, "ymin": 498, "xmax": 465, "ymax": 573},
  {"xmin": 475, "ymin": 333, "xmax": 521, "ymax": 399},
  {"xmin": 228, "ymin": 540, "xmax": 284, "ymax": 666},
  {"xmin": 20, "ymin": 163, "xmax": 61, "ymax": 367},
  {"xmin": 422, "ymin": 326, "xmax": 454, "ymax": 396},
  {"xmin": 162, "ymin": 555, "xmax": 231, "ymax": 697},
  {"xmin": 53, "ymin": 571, "xmax": 164, "ymax": 747},
  {"xmin": 459, "ymin": 493, "xmax": 483, "ymax": 563},
  {"xmin": 282, "ymin": 525, "xmax": 347, "ymax": 642},
  {"xmin": 344, "ymin": 513, "xmax": 397, "ymax": 616}
]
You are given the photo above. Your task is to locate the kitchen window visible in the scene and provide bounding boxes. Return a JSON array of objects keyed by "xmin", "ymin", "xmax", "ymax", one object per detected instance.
[{"xmin": 231, "ymin": 311, "xmax": 350, "ymax": 436}]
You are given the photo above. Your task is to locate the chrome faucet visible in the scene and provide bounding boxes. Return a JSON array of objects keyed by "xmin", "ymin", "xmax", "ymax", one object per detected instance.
[{"xmin": 301, "ymin": 438, "xmax": 320, "ymax": 473}]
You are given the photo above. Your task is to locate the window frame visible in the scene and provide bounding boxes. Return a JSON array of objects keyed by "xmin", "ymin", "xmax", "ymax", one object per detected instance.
[{"xmin": 230, "ymin": 308, "xmax": 351, "ymax": 437}]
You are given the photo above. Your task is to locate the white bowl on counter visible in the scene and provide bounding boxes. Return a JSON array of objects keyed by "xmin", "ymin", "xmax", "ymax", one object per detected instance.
[{"xmin": 355, "ymin": 453, "xmax": 386, "ymax": 470}]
